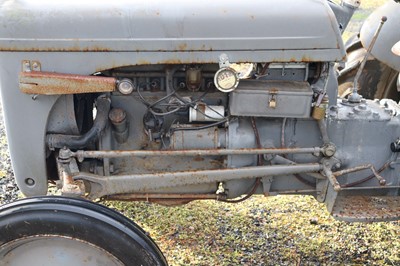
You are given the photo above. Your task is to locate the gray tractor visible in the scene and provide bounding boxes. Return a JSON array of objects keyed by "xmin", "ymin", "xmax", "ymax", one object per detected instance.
[{"xmin": 0, "ymin": 0, "xmax": 399, "ymax": 265}]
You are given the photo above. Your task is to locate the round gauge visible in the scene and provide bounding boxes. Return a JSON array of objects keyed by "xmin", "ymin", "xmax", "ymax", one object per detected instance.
[{"xmin": 214, "ymin": 67, "xmax": 239, "ymax": 93}]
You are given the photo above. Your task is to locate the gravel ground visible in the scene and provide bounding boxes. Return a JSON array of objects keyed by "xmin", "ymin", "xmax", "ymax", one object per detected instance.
[{"xmin": 0, "ymin": 100, "xmax": 19, "ymax": 205}]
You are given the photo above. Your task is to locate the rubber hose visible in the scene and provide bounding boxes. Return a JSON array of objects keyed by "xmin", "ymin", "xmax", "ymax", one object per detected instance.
[{"xmin": 47, "ymin": 96, "xmax": 111, "ymax": 150}]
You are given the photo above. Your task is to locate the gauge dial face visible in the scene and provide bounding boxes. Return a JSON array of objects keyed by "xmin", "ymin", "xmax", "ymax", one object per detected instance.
[{"xmin": 214, "ymin": 67, "xmax": 239, "ymax": 92}]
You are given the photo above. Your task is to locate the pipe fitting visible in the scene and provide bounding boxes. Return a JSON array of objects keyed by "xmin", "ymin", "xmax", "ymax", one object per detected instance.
[{"xmin": 47, "ymin": 95, "xmax": 111, "ymax": 150}]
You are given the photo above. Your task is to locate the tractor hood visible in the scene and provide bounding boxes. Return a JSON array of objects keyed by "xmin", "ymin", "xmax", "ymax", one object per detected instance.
[{"xmin": 0, "ymin": 0, "xmax": 345, "ymax": 63}]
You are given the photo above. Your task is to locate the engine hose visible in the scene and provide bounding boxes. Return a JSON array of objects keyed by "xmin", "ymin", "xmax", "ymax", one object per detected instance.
[{"xmin": 47, "ymin": 96, "xmax": 111, "ymax": 150}]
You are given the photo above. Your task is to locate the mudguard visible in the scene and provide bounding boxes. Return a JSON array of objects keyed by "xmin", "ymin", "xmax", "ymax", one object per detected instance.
[{"xmin": 360, "ymin": 1, "xmax": 400, "ymax": 72}]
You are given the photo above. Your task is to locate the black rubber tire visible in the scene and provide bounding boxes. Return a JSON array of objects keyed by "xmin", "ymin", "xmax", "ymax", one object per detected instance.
[{"xmin": 0, "ymin": 196, "xmax": 168, "ymax": 266}]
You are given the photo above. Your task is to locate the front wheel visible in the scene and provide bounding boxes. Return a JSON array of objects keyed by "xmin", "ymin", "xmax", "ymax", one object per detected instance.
[{"xmin": 0, "ymin": 196, "xmax": 167, "ymax": 266}]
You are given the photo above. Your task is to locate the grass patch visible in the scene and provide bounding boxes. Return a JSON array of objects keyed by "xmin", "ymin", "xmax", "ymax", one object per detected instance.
[{"xmin": 107, "ymin": 196, "xmax": 400, "ymax": 265}]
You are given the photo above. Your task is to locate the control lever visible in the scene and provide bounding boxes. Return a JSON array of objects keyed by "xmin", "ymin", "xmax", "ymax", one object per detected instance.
[{"xmin": 349, "ymin": 16, "xmax": 387, "ymax": 103}]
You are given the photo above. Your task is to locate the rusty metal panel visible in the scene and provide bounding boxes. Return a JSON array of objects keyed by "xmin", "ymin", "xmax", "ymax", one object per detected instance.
[
  {"xmin": 332, "ymin": 196, "xmax": 400, "ymax": 222},
  {"xmin": 19, "ymin": 71, "xmax": 116, "ymax": 95}
]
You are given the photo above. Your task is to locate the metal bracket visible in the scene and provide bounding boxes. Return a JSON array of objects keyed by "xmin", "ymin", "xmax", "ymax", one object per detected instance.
[
  {"xmin": 268, "ymin": 92, "xmax": 277, "ymax": 109},
  {"xmin": 56, "ymin": 150, "xmax": 85, "ymax": 197},
  {"xmin": 321, "ymin": 158, "xmax": 342, "ymax": 192},
  {"xmin": 343, "ymin": 0, "xmax": 361, "ymax": 8},
  {"xmin": 261, "ymin": 176, "xmax": 277, "ymax": 196},
  {"xmin": 219, "ymin": 53, "xmax": 231, "ymax": 68},
  {"xmin": 20, "ymin": 71, "xmax": 116, "ymax": 95}
]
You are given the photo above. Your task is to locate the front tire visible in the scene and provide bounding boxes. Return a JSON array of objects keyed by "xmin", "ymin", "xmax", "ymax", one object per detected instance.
[{"xmin": 0, "ymin": 196, "xmax": 167, "ymax": 266}]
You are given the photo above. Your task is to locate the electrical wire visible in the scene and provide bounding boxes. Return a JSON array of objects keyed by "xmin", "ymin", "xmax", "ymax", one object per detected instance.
[
  {"xmin": 137, "ymin": 81, "xmax": 222, "ymax": 119},
  {"xmin": 170, "ymin": 118, "xmax": 228, "ymax": 132},
  {"xmin": 281, "ymin": 118, "xmax": 316, "ymax": 187}
]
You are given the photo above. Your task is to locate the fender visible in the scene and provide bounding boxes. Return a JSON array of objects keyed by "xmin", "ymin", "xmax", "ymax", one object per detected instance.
[{"xmin": 360, "ymin": 1, "xmax": 400, "ymax": 72}]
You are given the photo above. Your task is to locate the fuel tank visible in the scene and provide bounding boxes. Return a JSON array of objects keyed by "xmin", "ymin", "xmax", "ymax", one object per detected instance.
[{"xmin": 0, "ymin": 0, "xmax": 345, "ymax": 63}]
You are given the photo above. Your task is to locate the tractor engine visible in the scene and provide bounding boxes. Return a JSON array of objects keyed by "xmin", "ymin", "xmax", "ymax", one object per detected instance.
[{"xmin": 0, "ymin": 0, "xmax": 399, "ymax": 222}]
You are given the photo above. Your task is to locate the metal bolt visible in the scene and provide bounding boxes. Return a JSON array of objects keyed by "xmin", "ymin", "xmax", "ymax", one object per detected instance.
[
  {"xmin": 330, "ymin": 105, "xmax": 338, "ymax": 112},
  {"xmin": 109, "ymin": 108, "xmax": 127, "ymax": 124},
  {"xmin": 117, "ymin": 79, "xmax": 135, "ymax": 95},
  {"xmin": 347, "ymin": 111, "xmax": 355, "ymax": 118},
  {"xmin": 335, "ymin": 163, "xmax": 341, "ymax": 169},
  {"xmin": 372, "ymin": 112, "xmax": 380, "ymax": 119},
  {"xmin": 220, "ymin": 53, "xmax": 229, "ymax": 62},
  {"xmin": 179, "ymin": 82, "xmax": 186, "ymax": 89},
  {"xmin": 359, "ymin": 104, "xmax": 367, "ymax": 110},
  {"xmin": 25, "ymin": 178, "xmax": 35, "ymax": 186}
]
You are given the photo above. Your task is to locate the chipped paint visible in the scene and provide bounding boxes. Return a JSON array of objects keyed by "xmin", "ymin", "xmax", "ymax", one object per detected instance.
[{"xmin": 19, "ymin": 71, "xmax": 116, "ymax": 95}]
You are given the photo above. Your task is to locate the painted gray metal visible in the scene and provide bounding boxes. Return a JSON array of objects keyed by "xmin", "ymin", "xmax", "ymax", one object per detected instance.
[
  {"xmin": 0, "ymin": 0, "xmax": 345, "ymax": 63},
  {"xmin": 229, "ymin": 80, "xmax": 313, "ymax": 118},
  {"xmin": 0, "ymin": 0, "xmax": 399, "ymax": 223},
  {"xmin": 0, "ymin": 0, "xmax": 346, "ymax": 197},
  {"xmin": 360, "ymin": 1, "xmax": 400, "ymax": 72},
  {"xmin": 74, "ymin": 164, "xmax": 323, "ymax": 199},
  {"xmin": 73, "ymin": 147, "xmax": 323, "ymax": 159},
  {"xmin": 0, "ymin": 236, "xmax": 123, "ymax": 266}
]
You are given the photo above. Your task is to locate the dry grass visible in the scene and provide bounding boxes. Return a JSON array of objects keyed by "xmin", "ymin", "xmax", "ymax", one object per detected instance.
[{"xmin": 108, "ymin": 196, "xmax": 400, "ymax": 265}]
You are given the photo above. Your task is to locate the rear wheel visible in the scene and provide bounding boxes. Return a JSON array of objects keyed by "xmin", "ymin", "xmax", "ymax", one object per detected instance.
[{"xmin": 0, "ymin": 196, "xmax": 167, "ymax": 266}]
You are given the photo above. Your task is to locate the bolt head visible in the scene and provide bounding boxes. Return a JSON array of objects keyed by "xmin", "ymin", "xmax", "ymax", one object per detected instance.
[{"xmin": 359, "ymin": 104, "xmax": 367, "ymax": 110}]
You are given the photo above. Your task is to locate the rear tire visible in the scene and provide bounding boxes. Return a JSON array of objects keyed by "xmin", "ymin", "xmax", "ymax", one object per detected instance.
[{"xmin": 0, "ymin": 196, "xmax": 167, "ymax": 266}]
